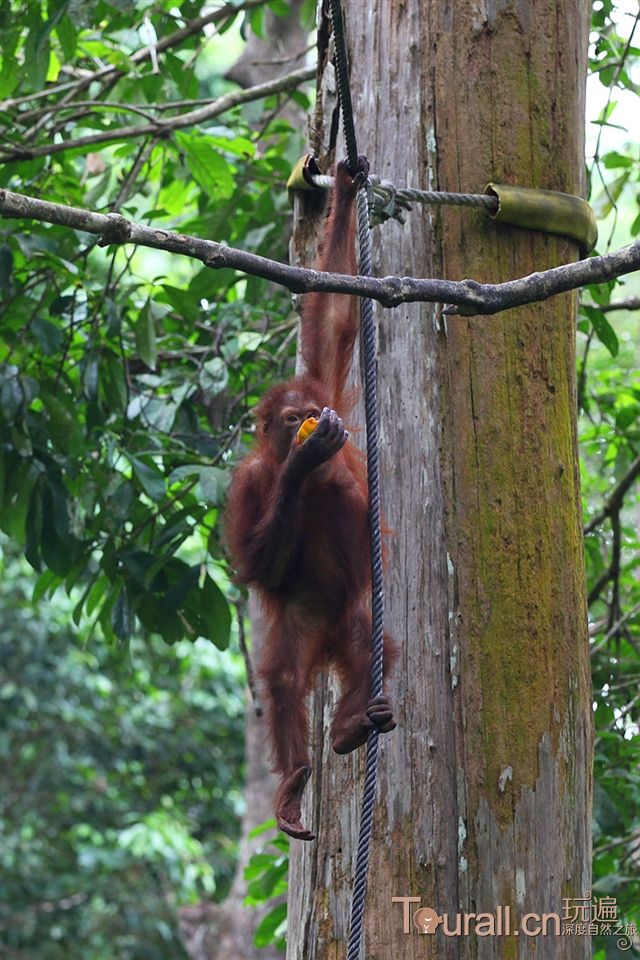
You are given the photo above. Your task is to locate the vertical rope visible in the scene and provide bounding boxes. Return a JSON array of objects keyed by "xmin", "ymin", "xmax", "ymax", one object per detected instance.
[
  {"xmin": 328, "ymin": 0, "xmax": 359, "ymax": 174},
  {"xmin": 326, "ymin": 3, "xmax": 386, "ymax": 957},
  {"xmin": 345, "ymin": 187, "xmax": 385, "ymax": 960},
  {"xmin": 356, "ymin": 188, "xmax": 385, "ymax": 707}
]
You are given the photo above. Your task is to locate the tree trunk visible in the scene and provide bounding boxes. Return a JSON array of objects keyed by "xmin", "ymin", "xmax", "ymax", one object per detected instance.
[
  {"xmin": 287, "ymin": 1, "xmax": 593, "ymax": 958},
  {"xmin": 225, "ymin": 0, "xmax": 309, "ymax": 88}
]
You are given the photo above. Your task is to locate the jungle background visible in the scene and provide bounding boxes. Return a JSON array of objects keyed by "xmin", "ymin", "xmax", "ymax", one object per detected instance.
[{"xmin": 0, "ymin": 0, "xmax": 638, "ymax": 957}]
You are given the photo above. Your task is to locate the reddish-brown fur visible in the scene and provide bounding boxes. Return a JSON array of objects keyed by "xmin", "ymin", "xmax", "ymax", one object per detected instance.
[{"xmin": 226, "ymin": 159, "xmax": 395, "ymax": 841}]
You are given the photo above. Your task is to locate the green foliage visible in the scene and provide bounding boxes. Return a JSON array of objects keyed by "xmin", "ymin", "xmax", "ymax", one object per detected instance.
[
  {"xmin": 581, "ymin": 310, "xmax": 640, "ymax": 953},
  {"xmin": 244, "ymin": 822, "xmax": 289, "ymax": 951},
  {"xmin": 585, "ymin": 4, "xmax": 640, "ymax": 953},
  {"xmin": 590, "ymin": 0, "xmax": 640, "ymax": 97},
  {"xmin": 0, "ymin": 2, "xmax": 308, "ymax": 953},
  {"xmin": 0, "ymin": 540, "xmax": 245, "ymax": 959},
  {"xmin": 0, "ymin": 0, "xmax": 308, "ymax": 648}
]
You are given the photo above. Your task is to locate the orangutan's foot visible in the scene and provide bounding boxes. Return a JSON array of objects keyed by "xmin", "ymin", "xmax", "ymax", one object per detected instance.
[
  {"xmin": 331, "ymin": 696, "xmax": 396, "ymax": 754},
  {"xmin": 274, "ymin": 765, "xmax": 315, "ymax": 841}
]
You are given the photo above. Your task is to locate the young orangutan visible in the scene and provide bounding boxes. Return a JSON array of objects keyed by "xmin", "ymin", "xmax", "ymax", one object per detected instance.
[{"xmin": 226, "ymin": 157, "xmax": 396, "ymax": 840}]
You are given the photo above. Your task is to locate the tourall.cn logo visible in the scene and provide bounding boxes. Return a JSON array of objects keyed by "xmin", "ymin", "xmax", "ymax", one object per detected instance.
[{"xmin": 392, "ymin": 896, "xmax": 636, "ymax": 949}]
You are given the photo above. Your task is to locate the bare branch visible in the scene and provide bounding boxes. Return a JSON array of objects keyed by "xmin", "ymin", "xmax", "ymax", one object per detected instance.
[
  {"xmin": 2, "ymin": 187, "xmax": 640, "ymax": 315},
  {"xmin": 233, "ymin": 597, "xmax": 263, "ymax": 717},
  {"xmin": 601, "ymin": 297, "xmax": 640, "ymax": 313},
  {"xmin": 584, "ymin": 454, "xmax": 640, "ymax": 536},
  {"xmin": 0, "ymin": 66, "xmax": 316, "ymax": 164},
  {"xmin": 585, "ymin": 454, "xmax": 640, "ymax": 615},
  {"xmin": 20, "ymin": 99, "xmax": 161, "ymax": 124}
]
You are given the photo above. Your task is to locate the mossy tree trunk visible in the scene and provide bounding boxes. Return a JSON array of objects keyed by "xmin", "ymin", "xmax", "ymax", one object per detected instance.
[{"xmin": 287, "ymin": 1, "xmax": 593, "ymax": 958}]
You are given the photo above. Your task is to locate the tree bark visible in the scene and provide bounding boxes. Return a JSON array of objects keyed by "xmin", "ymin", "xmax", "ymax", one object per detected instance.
[{"xmin": 287, "ymin": 1, "xmax": 593, "ymax": 959}]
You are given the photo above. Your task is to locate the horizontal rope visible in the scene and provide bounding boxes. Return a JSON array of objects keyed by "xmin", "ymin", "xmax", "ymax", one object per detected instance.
[{"xmin": 311, "ymin": 172, "xmax": 499, "ymax": 225}]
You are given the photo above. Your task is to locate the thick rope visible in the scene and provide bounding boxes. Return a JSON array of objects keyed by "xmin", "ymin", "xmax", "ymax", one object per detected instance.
[
  {"xmin": 356, "ymin": 187, "xmax": 385, "ymax": 733},
  {"xmin": 328, "ymin": 0, "xmax": 359, "ymax": 174},
  {"xmin": 311, "ymin": 172, "xmax": 498, "ymax": 225},
  {"xmin": 345, "ymin": 187, "xmax": 385, "ymax": 960},
  {"xmin": 326, "ymin": 1, "xmax": 385, "ymax": 958}
]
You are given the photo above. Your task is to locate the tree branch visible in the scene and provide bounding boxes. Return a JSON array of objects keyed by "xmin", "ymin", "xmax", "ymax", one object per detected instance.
[
  {"xmin": 585, "ymin": 454, "xmax": 640, "ymax": 615},
  {"xmin": 584, "ymin": 453, "xmax": 640, "ymax": 536},
  {"xmin": 601, "ymin": 297, "xmax": 640, "ymax": 313},
  {"xmin": 2, "ymin": 187, "xmax": 640, "ymax": 315},
  {"xmin": 0, "ymin": 66, "xmax": 316, "ymax": 163}
]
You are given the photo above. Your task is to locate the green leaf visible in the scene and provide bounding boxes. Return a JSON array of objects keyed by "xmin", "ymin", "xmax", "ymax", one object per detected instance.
[
  {"xmin": 20, "ymin": 376, "xmax": 38, "ymax": 405},
  {"xmin": 1, "ymin": 375, "xmax": 23, "ymax": 423},
  {"xmin": 50, "ymin": 294, "xmax": 76, "ymax": 317},
  {"xmin": 10, "ymin": 424, "xmax": 32, "ymax": 458},
  {"xmin": 592, "ymin": 171, "xmax": 630, "ymax": 219},
  {"xmin": 290, "ymin": 89, "xmax": 311, "ymax": 110},
  {"xmin": 0, "ymin": 29, "xmax": 20, "ymax": 98},
  {"xmin": 101, "ymin": 355, "xmax": 127, "ymax": 412},
  {"xmin": 246, "ymin": 858, "xmax": 288, "ymax": 900},
  {"xmin": 254, "ymin": 903, "xmax": 287, "ymax": 948},
  {"xmin": 164, "ymin": 52, "xmax": 198, "ymax": 99},
  {"xmin": 32, "ymin": 568, "xmax": 61, "ymax": 603},
  {"xmin": 106, "ymin": 481, "xmax": 135, "ymax": 529},
  {"xmin": 56, "ymin": 16, "xmax": 77, "ymax": 62},
  {"xmin": 32, "ymin": 315, "xmax": 65, "ymax": 355},
  {"xmin": 25, "ymin": 478, "xmax": 44, "ymax": 571},
  {"xmin": 41, "ymin": 390, "xmax": 83, "ymax": 455},
  {"xmin": 237, "ymin": 331, "xmax": 264, "ymax": 353},
  {"xmin": 581, "ymin": 305, "xmax": 619, "ymax": 357},
  {"xmin": 269, "ymin": 0, "xmax": 290, "ymax": 15},
  {"xmin": 601, "ymin": 151, "xmax": 634, "ymax": 169},
  {"xmin": 97, "ymin": 582, "xmax": 121, "ymax": 643},
  {"xmin": 199, "ymin": 358, "xmax": 228, "ymax": 396},
  {"xmin": 24, "ymin": 12, "xmax": 51, "ymax": 91},
  {"xmin": 174, "ymin": 131, "xmax": 234, "ymax": 200},
  {"xmin": 183, "ymin": 574, "xmax": 231, "ymax": 649},
  {"xmin": 84, "ymin": 574, "xmax": 110, "ymax": 619},
  {"xmin": 130, "ymin": 457, "xmax": 165, "ymax": 501},
  {"xmin": 197, "ymin": 466, "xmax": 227, "ymax": 504},
  {"xmin": 585, "ymin": 280, "xmax": 616, "ymax": 306},
  {"xmin": 135, "ymin": 301, "xmax": 158, "ymax": 370},
  {"xmin": 1, "ymin": 458, "xmax": 35, "ymax": 540},
  {"xmin": 113, "ymin": 588, "xmax": 132, "ymax": 642},
  {"xmin": 158, "ymin": 285, "xmax": 198, "ymax": 319},
  {"xmin": 248, "ymin": 6, "xmax": 266, "ymax": 37},
  {"xmin": 0, "ymin": 244, "xmax": 13, "ymax": 294},
  {"xmin": 83, "ymin": 357, "xmax": 99, "ymax": 400},
  {"xmin": 41, "ymin": 486, "xmax": 74, "ymax": 576},
  {"xmin": 79, "ymin": 39, "xmax": 133, "ymax": 71},
  {"xmin": 153, "ymin": 510, "xmax": 193, "ymax": 549},
  {"xmin": 205, "ymin": 130, "xmax": 255, "ymax": 158},
  {"xmin": 48, "ymin": 480, "xmax": 70, "ymax": 541},
  {"xmin": 120, "ymin": 551, "xmax": 160, "ymax": 589},
  {"xmin": 0, "ymin": 55, "xmax": 19, "ymax": 99},
  {"xmin": 162, "ymin": 562, "xmax": 199, "ymax": 611},
  {"xmin": 134, "ymin": 593, "xmax": 184, "ymax": 644}
]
